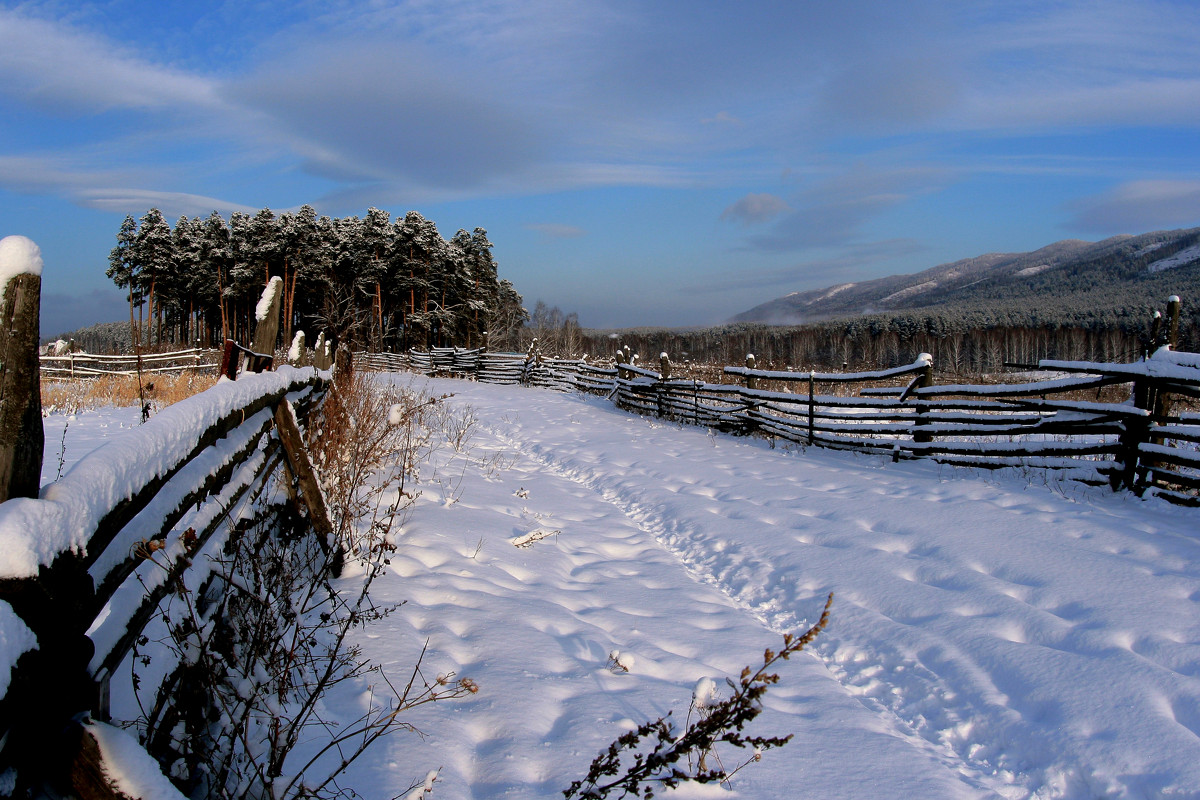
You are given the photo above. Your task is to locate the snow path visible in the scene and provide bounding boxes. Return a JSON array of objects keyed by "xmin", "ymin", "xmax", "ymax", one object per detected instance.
[{"xmin": 343, "ymin": 377, "xmax": 1200, "ymax": 799}]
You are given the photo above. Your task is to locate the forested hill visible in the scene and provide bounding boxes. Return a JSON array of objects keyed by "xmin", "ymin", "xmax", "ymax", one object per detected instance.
[{"xmin": 732, "ymin": 227, "xmax": 1200, "ymax": 326}]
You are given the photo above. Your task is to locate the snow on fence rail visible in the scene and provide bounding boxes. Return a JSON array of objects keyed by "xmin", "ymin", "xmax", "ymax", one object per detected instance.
[{"xmin": 367, "ymin": 332, "xmax": 1200, "ymax": 505}]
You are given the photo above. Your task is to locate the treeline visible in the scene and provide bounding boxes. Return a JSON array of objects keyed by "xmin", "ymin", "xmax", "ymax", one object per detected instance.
[
  {"xmin": 106, "ymin": 206, "xmax": 527, "ymax": 352},
  {"xmin": 582, "ymin": 298, "xmax": 1197, "ymax": 376}
]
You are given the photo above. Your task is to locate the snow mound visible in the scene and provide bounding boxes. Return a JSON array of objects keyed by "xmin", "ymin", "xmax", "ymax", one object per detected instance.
[{"xmin": 0, "ymin": 235, "xmax": 43, "ymax": 287}]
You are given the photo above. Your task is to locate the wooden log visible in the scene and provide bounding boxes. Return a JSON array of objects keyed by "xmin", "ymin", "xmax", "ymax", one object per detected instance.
[
  {"xmin": 0, "ymin": 240, "xmax": 43, "ymax": 502},
  {"xmin": 273, "ymin": 400, "xmax": 333, "ymax": 540}
]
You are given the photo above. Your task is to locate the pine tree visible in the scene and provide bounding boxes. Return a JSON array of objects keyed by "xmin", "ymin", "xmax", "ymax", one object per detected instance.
[
  {"xmin": 133, "ymin": 208, "xmax": 173, "ymax": 346},
  {"xmin": 107, "ymin": 215, "xmax": 142, "ymax": 348}
]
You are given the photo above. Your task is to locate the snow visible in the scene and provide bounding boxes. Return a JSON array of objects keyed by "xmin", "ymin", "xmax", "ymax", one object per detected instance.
[
  {"xmin": 0, "ymin": 600, "xmax": 37, "ymax": 697},
  {"xmin": 39, "ymin": 373, "xmax": 1200, "ymax": 799},
  {"xmin": 1015, "ymin": 264, "xmax": 1051, "ymax": 277},
  {"xmin": 329, "ymin": 376, "xmax": 1200, "ymax": 799},
  {"xmin": 1148, "ymin": 243, "xmax": 1200, "ymax": 273},
  {"xmin": 0, "ymin": 235, "xmax": 43, "ymax": 287},
  {"xmin": 288, "ymin": 330, "xmax": 305, "ymax": 363},
  {"xmin": 255, "ymin": 276, "xmax": 283, "ymax": 321},
  {"xmin": 85, "ymin": 720, "xmax": 188, "ymax": 800},
  {"xmin": 881, "ymin": 280, "xmax": 937, "ymax": 304}
]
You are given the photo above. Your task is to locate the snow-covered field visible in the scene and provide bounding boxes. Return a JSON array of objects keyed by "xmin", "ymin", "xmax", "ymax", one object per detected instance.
[{"xmin": 43, "ymin": 375, "xmax": 1200, "ymax": 799}]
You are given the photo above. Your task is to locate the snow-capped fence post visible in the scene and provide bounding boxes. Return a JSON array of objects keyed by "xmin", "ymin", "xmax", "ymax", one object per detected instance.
[
  {"xmin": 1165, "ymin": 295, "xmax": 1181, "ymax": 349},
  {"xmin": 744, "ymin": 354, "xmax": 757, "ymax": 390},
  {"xmin": 289, "ymin": 330, "xmax": 308, "ymax": 367},
  {"xmin": 0, "ymin": 236, "xmax": 44, "ymax": 503},
  {"xmin": 246, "ymin": 276, "xmax": 283, "ymax": 373},
  {"xmin": 911, "ymin": 353, "xmax": 935, "ymax": 444},
  {"xmin": 654, "ymin": 354, "xmax": 672, "ymax": 418}
]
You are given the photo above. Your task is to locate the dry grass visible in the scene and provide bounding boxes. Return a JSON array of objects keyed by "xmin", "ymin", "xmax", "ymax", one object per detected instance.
[{"xmin": 41, "ymin": 371, "xmax": 219, "ymax": 414}]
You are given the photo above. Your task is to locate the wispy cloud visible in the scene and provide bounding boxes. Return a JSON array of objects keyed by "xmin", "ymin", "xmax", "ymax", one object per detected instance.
[
  {"xmin": 0, "ymin": 155, "xmax": 254, "ymax": 218},
  {"xmin": 1068, "ymin": 180, "xmax": 1200, "ymax": 232},
  {"xmin": 525, "ymin": 223, "xmax": 587, "ymax": 239},
  {"xmin": 742, "ymin": 166, "xmax": 949, "ymax": 251},
  {"xmin": 703, "ymin": 111, "xmax": 743, "ymax": 126},
  {"xmin": 685, "ymin": 239, "xmax": 927, "ymax": 296},
  {"xmin": 0, "ymin": 10, "xmax": 221, "ymax": 113},
  {"xmin": 720, "ymin": 193, "xmax": 790, "ymax": 226}
]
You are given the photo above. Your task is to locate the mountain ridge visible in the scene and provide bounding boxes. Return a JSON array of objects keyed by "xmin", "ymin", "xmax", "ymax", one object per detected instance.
[{"xmin": 732, "ymin": 229, "xmax": 1198, "ymax": 325}]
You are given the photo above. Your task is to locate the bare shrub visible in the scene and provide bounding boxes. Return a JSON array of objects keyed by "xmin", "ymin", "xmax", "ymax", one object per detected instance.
[{"xmin": 565, "ymin": 593, "xmax": 833, "ymax": 799}]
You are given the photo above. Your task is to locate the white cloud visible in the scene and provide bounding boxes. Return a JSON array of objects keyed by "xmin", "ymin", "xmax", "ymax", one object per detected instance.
[{"xmin": 0, "ymin": 10, "xmax": 221, "ymax": 113}]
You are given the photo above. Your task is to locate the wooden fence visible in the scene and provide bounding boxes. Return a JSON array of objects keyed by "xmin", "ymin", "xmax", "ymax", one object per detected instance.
[
  {"xmin": 380, "ymin": 335, "xmax": 1200, "ymax": 505},
  {"xmin": 0, "ymin": 278, "xmax": 334, "ymax": 793},
  {"xmin": 40, "ymin": 347, "xmax": 222, "ymax": 378}
]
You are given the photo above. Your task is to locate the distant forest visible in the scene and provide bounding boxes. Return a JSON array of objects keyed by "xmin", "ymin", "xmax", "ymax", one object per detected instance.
[
  {"xmin": 105, "ymin": 206, "xmax": 527, "ymax": 352},
  {"xmin": 580, "ymin": 296, "xmax": 1199, "ymax": 375}
]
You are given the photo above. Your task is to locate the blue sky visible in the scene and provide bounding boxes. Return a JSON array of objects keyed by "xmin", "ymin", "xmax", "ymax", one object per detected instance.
[{"xmin": 3, "ymin": 0, "xmax": 1200, "ymax": 338}]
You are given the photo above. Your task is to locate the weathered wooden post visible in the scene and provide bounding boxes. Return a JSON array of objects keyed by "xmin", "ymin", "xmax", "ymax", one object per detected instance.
[
  {"xmin": 1135, "ymin": 296, "xmax": 1184, "ymax": 491},
  {"xmin": 247, "ymin": 276, "xmax": 283, "ymax": 372},
  {"xmin": 1166, "ymin": 295, "xmax": 1181, "ymax": 349},
  {"xmin": 912, "ymin": 353, "xmax": 935, "ymax": 444},
  {"xmin": 656, "ymin": 353, "xmax": 671, "ymax": 417},
  {"xmin": 313, "ymin": 332, "xmax": 330, "ymax": 370},
  {"xmin": 808, "ymin": 370, "xmax": 815, "ymax": 445},
  {"xmin": 744, "ymin": 354, "xmax": 757, "ymax": 390},
  {"xmin": 0, "ymin": 236, "xmax": 44, "ymax": 503},
  {"xmin": 1149, "ymin": 311, "xmax": 1163, "ymax": 355},
  {"xmin": 288, "ymin": 330, "xmax": 308, "ymax": 367}
]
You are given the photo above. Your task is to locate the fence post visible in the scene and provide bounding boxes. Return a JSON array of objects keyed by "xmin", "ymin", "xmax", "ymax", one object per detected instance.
[
  {"xmin": 912, "ymin": 353, "xmax": 934, "ymax": 444},
  {"xmin": 1118, "ymin": 378, "xmax": 1153, "ymax": 492},
  {"xmin": 808, "ymin": 371, "xmax": 815, "ymax": 445},
  {"xmin": 1166, "ymin": 295, "xmax": 1181, "ymax": 349},
  {"xmin": 744, "ymin": 354, "xmax": 757, "ymax": 390},
  {"xmin": 248, "ymin": 277, "xmax": 283, "ymax": 371},
  {"xmin": 289, "ymin": 330, "xmax": 308, "ymax": 367},
  {"xmin": 0, "ymin": 236, "xmax": 44, "ymax": 503}
]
